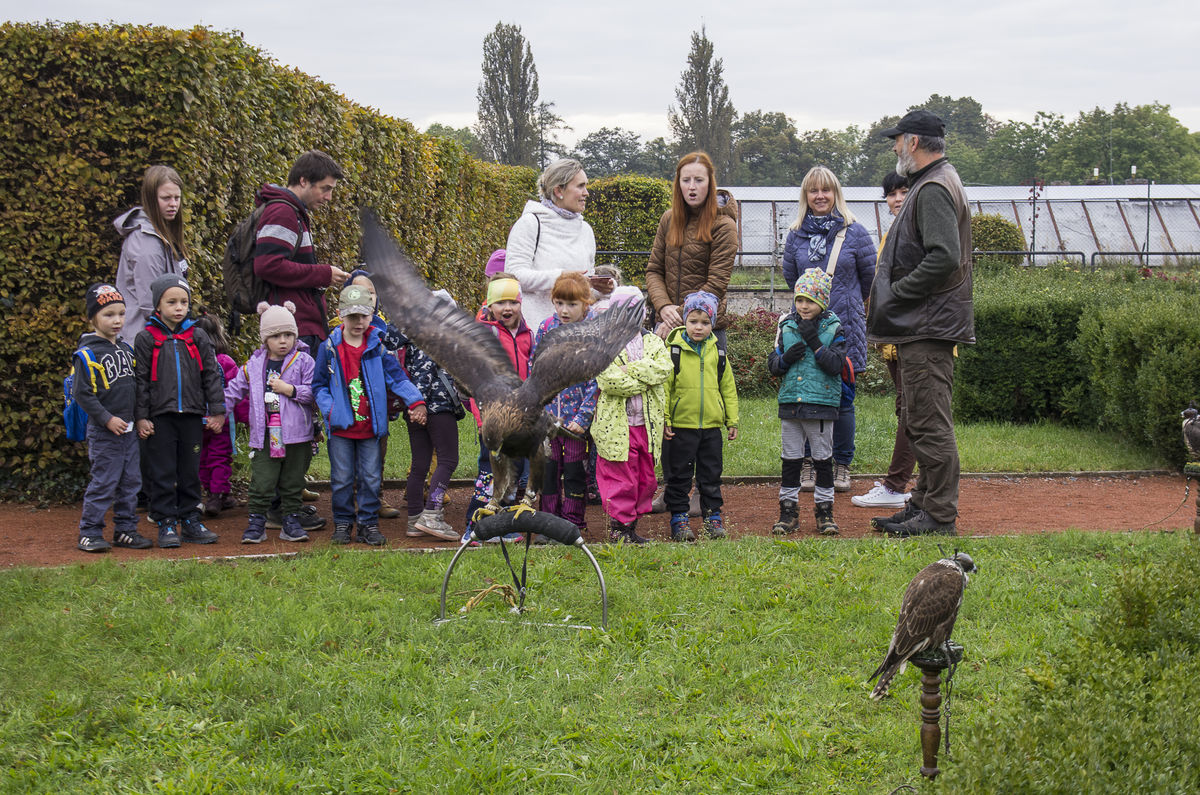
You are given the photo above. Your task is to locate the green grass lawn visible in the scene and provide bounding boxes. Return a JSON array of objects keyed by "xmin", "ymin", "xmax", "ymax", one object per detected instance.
[
  {"xmin": 1, "ymin": 531, "xmax": 1188, "ymax": 792},
  {"xmin": 293, "ymin": 396, "xmax": 1169, "ymax": 482}
]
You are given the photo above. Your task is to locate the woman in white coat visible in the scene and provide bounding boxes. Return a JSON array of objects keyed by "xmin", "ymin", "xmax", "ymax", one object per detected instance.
[{"xmin": 503, "ymin": 158, "xmax": 610, "ymax": 328}]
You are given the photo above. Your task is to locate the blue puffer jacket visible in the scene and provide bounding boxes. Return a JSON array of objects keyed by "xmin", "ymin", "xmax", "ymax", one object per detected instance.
[
  {"xmin": 781, "ymin": 215, "xmax": 876, "ymax": 372},
  {"xmin": 313, "ymin": 326, "xmax": 424, "ymax": 437}
]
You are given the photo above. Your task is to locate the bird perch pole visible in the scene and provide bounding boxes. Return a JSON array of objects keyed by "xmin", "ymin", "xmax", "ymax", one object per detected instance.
[{"xmin": 910, "ymin": 641, "xmax": 964, "ymax": 779}]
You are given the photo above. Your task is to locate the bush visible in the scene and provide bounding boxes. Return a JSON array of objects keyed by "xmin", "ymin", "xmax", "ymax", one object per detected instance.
[
  {"xmin": 584, "ymin": 175, "xmax": 671, "ymax": 287},
  {"xmin": 971, "ymin": 213, "xmax": 1026, "ymax": 266},
  {"xmin": 0, "ymin": 22, "xmax": 536, "ymax": 500},
  {"xmin": 724, "ymin": 308, "xmax": 782, "ymax": 399},
  {"xmin": 941, "ymin": 542, "xmax": 1200, "ymax": 793}
]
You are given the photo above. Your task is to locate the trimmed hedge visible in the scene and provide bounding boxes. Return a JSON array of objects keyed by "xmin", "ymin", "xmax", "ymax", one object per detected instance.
[
  {"xmin": 0, "ymin": 22, "xmax": 536, "ymax": 499},
  {"xmin": 971, "ymin": 213, "xmax": 1026, "ymax": 266},
  {"xmin": 956, "ymin": 266, "xmax": 1200, "ymax": 464},
  {"xmin": 584, "ymin": 175, "xmax": 671, "ymax": 287}
]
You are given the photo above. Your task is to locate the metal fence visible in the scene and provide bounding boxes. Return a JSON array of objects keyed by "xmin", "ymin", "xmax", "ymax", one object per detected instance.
[{"xmin": 728, "ymin": 184, "xmax": 1200, "ymax": 269}]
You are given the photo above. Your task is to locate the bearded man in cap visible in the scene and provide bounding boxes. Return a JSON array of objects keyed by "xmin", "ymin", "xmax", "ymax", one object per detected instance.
[{"xmin": 867, "ymin": 110, "xmax": 973, "ymax": 538}]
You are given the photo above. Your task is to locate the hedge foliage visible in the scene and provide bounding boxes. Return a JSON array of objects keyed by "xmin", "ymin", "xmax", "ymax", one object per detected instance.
[
  {"xmin": 0, "ymin": 22, "xmax": 536, "ymax": 498},
  {"xmin": 584, "ymin": 175, "xmax": 671, "ymax": 287},
  {"xmin": 941, "ymin": 539, "xmax": 1200, "ymax": 793},
  {"xmin": 971, "ymin": 213, "xmax": 1026, "ymax": 266},
  {"xmin": 956, "ymin": 266, "xmax": 1200, "ymax": 464}
]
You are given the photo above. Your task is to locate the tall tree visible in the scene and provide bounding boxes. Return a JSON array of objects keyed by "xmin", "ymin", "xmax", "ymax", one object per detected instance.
[
  {"xmin": 533, "ymin": 101, "xmax": 571, "ymax": 170},
  {"xmin": 1043, "ymin": 103, "xmax": 1200, "ymax": 184},
  {"xmin": 668, "ymin": 27, "xmax": 737, "ymax": 178},
  {"xmin": 574, "ymin": 126, "xmax": 645, "ymax": 176},
  {"xmin": 974, "ymin": 113, "xmax": 1064, "ymax": 184},
  {"xmin": 475, "ymin": 22, "xmax": 540, "ymax": 167},
  {"xmin": 799, "ymin": 126, "xmax": 866, "ymax": 182},
  {"xmin": 731, "ymin": 110, "xmax": 808, "ymax": 185}
]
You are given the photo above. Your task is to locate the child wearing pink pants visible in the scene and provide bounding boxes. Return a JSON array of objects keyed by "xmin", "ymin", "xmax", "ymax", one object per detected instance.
[{"xmin": 591, "ymin": 289, "xmax": 672, "ymax": 543}]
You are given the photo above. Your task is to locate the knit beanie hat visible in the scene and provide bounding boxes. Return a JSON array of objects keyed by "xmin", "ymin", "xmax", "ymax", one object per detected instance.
[
  {"xmin": 85, "ymin": 283, "xmax": 124, "ymax": 318},
  {"xmin": 338, "ymin": 284, "xmax": 374, "ymax": 318},
  {"xmin": 794, "ymin": 268, "xmax": 832, "ymax": 310},
  {"xmin": 682, "ymin": 290, "xmax": 718, "ymax": 322},
  {"xmin": 257, "ymin": 301, "xmax": 298, "ymax": 343},
  {"xmin": 485, "ymin": 276, "xmax": 522, "ymax": 306},
  {"xmin": 150, "ymin": 273, "xmax": 190, "ymax": 310},
  {"xmin": 484, "ymin": 249, "xmax": 506, "ymax": 276}
]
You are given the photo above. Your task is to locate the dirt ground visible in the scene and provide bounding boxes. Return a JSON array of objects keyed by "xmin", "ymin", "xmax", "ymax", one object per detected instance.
[{"xmin": 2, "ymin": 473, "xmax": 1196, "ymax": 568}]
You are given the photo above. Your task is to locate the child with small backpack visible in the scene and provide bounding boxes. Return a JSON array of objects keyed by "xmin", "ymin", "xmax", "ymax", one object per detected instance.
[
  {"xmin": 768, "ymin": 268, "xmax": 847, "ymax": 536},
  {"xmin": 224, "ymin": 302, "xmax": 317, "ymax": 543},
  {"xmin": 73, "ymin": 283, "xmax": 150, "ymax": 552},
  {"xmin": 134, "ymin": 274, "xmax": 227, "ymax": 548},
  {"xmin": 314, "ymin": 284, "xmax": 427, "ymax": 546},
  {"xmin": 592, "ymin": 288, "xmax": 672, "ymax": 544},
  {"xmin": 192, "ymin": 308, "xmax": 241, "ymax": 517},
  {"xmin": 662, "ymin": 291, "xmax": 739, "ymax": 541}
]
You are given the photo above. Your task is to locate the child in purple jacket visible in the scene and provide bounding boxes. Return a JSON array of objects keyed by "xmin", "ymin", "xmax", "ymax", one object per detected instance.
[{"xmin": 223, "ymin": 301, "xmax": 317, "ymax": 544}]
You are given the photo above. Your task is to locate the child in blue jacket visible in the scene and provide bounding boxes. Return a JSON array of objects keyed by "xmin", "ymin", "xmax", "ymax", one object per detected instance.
[
  {"xmin": 314, "ymin": 284, "xmax": 426, "ymax": 546},
  {"xmin": 768, "ymin": 268, "xmax": 847, "ymax": 536}
]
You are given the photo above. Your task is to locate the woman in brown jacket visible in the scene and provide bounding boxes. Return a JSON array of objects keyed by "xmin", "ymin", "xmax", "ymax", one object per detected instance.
[{"xmin": 645, "ymin": 151, "xmax": 739, "ymax": 342}]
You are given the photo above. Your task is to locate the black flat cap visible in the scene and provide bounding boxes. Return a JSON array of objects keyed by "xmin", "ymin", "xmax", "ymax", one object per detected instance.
[{"xmin": 880, "ymin": 109, "xmax": 946, "ymax": 138}]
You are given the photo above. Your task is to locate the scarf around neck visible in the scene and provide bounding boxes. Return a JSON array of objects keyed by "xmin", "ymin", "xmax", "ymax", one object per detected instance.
[
  {"xmin": 541, "ymin": 197, "xmax": 581, "ymax": 220},
  {"xmin": 799, "ymin": 210, "xmax": 843, "ymax": 263}
]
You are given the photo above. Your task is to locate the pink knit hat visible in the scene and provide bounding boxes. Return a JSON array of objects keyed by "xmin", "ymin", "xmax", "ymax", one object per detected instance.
[
  {"xmin": 485, "ymin": 249, "xmax": 506, "ymax": 276},
  {"xmin": 257, "ymin": 301, "xmax": 298, "ymax": 343}
]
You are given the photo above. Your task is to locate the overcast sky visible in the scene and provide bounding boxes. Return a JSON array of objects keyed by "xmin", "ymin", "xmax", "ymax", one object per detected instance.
[{"xmin": 6, "ymin": 0, "xmax": 1198, "ymax": 146}]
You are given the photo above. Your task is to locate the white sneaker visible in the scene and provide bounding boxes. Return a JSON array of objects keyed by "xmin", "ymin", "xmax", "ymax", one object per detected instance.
[{"xmin": 850, "ymin": 481, "xmax": 911, "ymax": 509}]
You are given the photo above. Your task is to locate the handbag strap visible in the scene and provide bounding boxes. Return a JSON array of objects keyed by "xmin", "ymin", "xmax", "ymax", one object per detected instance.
[{"xmin": 824, "ymin": 227, "xmax": 848, "ymax": 278}]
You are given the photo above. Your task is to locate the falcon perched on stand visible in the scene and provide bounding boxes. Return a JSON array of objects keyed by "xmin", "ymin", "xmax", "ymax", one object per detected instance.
[
  {"xmin": 869, "ymin": 551, "xmax": 977, "ymax": 700},
  {"xmin": 358, "ymin": 209, "xmax": 645, "ymax": 519},
  {"xmin": 1182, "ymin": 404, "xmax": 1200, "ymax": 461}
]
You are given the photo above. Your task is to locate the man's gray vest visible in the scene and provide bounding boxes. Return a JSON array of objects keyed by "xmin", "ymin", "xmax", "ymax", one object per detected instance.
[{"xmin": 867, "ymin": 158, "xmax": 974, "ymax": 345}]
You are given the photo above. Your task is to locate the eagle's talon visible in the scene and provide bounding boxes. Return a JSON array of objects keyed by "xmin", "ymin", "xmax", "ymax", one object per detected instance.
[
  {"xmin": 472, "ymin": 504, "xmax": 499, "ymax": 522},
  {"xmin": 506, "ymin": 503, "xmax": 537, "ymax": 522}
]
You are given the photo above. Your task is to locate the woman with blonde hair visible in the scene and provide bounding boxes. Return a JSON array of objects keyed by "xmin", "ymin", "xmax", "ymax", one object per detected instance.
[
  {"xmin": 504, "ymin": 158, "xmax": 609, "ymax": 329},
  {"xmin": 114, "ymin": 165, "xmax": 189, "ymax": 346},
  {"xmin": 781, "ymin": 165, "xmax": 876, "ymax": 492},
  {"xmin": 645, "ymin": 151, "xmax": 738, "ymax": 341}
]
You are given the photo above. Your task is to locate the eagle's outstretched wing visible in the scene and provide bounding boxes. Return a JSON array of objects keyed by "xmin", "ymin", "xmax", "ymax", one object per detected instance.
[
  {"xmin": 518, "ymin": 299, "xmax": 646, "ymax": 409},
  {"xmin": 358, "ymin": 208, "xmax": 519, "ymax": 406},
  {"xmin": 869, "ymin": 561, "xmax": 965, "ymax": 700}
]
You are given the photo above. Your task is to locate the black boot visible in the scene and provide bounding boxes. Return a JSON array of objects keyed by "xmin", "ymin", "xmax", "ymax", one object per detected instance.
[
  {"xmin": 772, "ymin": 499, "xmax": 800, "ymax": 535},
  {"xmin": 814, "ymin": 501, "xmax": 839, "ymax": 536},
  {"xmin": 870, "ymin": 501, "xmax": 918, "ymax": 533},
  {"xmin": 622, "ymin": 518, "xmax": 649, "ymax": 544}
]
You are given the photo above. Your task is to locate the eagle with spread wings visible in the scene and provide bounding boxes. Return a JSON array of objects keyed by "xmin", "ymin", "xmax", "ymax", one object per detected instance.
[
  {"xmin": 869, "ymin": 551, "xmax": 976, "ymax": 700},
  {"xmin": 359, "ymin": 209, "xmax": 646, "ymax": 520}
]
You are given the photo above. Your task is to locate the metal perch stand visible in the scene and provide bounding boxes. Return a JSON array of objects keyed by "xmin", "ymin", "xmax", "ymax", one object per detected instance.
[{"xmin": 438, "ymin": 507, "xmax": 608, "ymax": 629}]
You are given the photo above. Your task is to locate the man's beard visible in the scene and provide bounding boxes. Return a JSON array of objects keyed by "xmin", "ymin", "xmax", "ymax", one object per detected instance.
[{"xmin": 895, "ymin": 146, "xmax": 917, "ymax": 177}]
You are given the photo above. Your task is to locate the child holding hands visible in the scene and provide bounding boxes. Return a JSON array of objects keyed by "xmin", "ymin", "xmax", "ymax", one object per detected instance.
[
  {"xmin": 315, "ymin": 284, "xmax": 427, "ymax": 546},
  {"xmin": 134, "ymin": 274, "xmax": 226, "ymax": 548},
  {"xmin": 224, "ymin": 301, "xmax": 317, "ymax": 544},
  {"xmin": 662, "ymin": 291, "xmax": 738, "ymax": 542}
]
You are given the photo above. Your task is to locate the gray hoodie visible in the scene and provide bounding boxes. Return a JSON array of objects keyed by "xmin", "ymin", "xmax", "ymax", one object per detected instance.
[{"xmin": 113, "ymin": 207, "xmax": 188, "ymax": 346}]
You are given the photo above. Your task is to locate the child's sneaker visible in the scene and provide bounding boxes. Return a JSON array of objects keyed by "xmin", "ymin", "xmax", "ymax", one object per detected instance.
[
  {"xmin": 331, "ymin": 522, "xmax": 353, "ymax": 545},
  {"xmin": 179, "ymin": 515, "xmax": 219, "ymax": 544},
  {"xmin": 242, "ymin": 526, "xmax": 267, "ymax": 545},
  {"xmin": 355, "ymin": 524, "xmax": 386, "ymax": 546},
  {"xmin": 415, "ymin": 508, "xmax": 459, "ymax": 541},
  {"xmin": 77, "ymin": 535, "xmax": 111, "ymax": 553},
  {"xmin": 203, "ymin": 493, "xmax": 225, "ymax": 517},
  {"xmin": 702, "ymin": 512, "xmax": 727, "ymax": 539},
  {"xmin": 406, "ymin": 514, "xmax": 424, "ymax": 537},
  {"xmin": 669, "ymin": 512, "xmax": 695, "ymax": 542},
  {"xmin": 113, "ymin": 528, "xmax": 153, "ymax": 549},
  {"xmin": 279, "ymin": 513, "xmax": 310, "ymax": 543},
  {"xmin": 157, "ymin": 519, "xmax": 181, "ymax": 549}
]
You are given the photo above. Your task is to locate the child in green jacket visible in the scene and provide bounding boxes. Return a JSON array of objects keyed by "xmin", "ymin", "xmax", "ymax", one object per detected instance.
[{"xmin": 663, "ymin": 291, "xmax": 739, "ymax": 541}]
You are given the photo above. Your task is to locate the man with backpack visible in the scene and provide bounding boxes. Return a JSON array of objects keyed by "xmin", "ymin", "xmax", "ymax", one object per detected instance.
[{"xmin": 251, "ymin": 149, "xmax": 350, "ymax": 350}]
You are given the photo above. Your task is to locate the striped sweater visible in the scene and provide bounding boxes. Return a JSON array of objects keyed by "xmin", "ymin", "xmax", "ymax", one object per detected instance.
[{"xmin": 251, "ymin": 183, "xmax": 334, "ymax": 339}]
